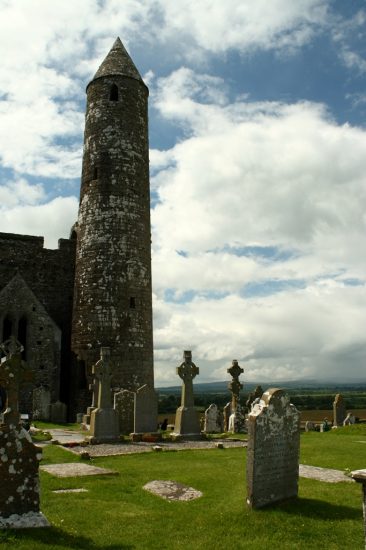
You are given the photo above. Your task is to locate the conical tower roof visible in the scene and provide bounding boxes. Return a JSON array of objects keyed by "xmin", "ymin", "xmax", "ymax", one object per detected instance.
[{"xmin": 91, "ymin": 37, "xmax": 143, "ymax": 83}]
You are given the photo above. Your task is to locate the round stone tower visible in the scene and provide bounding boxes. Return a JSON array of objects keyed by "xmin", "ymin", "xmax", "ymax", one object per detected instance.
[{"xmin": 71, "ymin": 38, "xmax": 154, "ymax": 392}]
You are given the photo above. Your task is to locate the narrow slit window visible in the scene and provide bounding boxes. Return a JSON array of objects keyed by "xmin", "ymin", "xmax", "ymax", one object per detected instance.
[
  {"xmin": 129, "ymin": 297, "xmax": 136, "ymax": 309},
  {"xmin": 110, "ymin": 84, "xmax": 119, "ymax": 101},
  {"xmin": 93, "ymin": 167, "xmax": 98, "ymax": 180},
  {"xmin": 18, "ymin": 316, "xmax": 27, "ymax": 360}
]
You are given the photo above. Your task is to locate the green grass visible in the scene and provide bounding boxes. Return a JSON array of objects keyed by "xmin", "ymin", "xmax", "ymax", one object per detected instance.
[{"xmin": 0, "ymin": 428, "xmax": 365, "ymax": 550}]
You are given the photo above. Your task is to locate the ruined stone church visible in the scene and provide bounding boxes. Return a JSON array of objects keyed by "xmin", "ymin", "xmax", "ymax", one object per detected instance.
[{"xmin": 0, "ymin": 38, "xmax": 154, "ymax": 419}]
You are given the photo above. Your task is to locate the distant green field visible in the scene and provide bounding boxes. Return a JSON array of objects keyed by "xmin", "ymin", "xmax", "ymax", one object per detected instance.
[{"xmin": 0, "ymin": 425, "xmax": 365, "ymax": 549}]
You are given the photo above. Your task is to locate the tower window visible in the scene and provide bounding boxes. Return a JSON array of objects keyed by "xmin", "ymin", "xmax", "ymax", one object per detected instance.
[
  {"xmin": 109, "ymin": 84, "xmax": 119, "ymax": 101},
  {"xmin": 93, "ymin": 167, "xmax": 98, "ymax": 180},
  {"xmin": 129, "ymin": 297, "xmax": 136, "ymax": 309},
  {"xmin": 3, "ymin": 315, "xmax": 13, "ymax": 342},
  {"xmin": 18, "ymin": 316, "xmax": 27, "ymax": 360}
]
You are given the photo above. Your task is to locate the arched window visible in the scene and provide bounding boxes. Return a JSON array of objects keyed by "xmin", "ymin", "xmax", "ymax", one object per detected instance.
[
  {"xmin": 109, "ymin": 84, "xmax": 119, "ymax": 102},
  {"xmin": 3, "ymin": 315, "xmax": 12, "ymax": 342},
  {"xmin": 18, "ymin": 316, "xmax": 27, "ymax": 360}
]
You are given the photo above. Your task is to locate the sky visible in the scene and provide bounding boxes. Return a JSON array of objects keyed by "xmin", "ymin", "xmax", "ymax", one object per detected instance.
[{"xmin": 0, "ymin": 0, "xmax": 366, "ymax": 386}]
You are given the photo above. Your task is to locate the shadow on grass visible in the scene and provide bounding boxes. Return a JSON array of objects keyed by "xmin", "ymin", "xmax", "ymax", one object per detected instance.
[
  {"xmin": 259, "ymin": 497, "xmax": 361, "ymax": 520},
  {"xmin": 0, "ymin": 526, "xmax": 135, "ymax": 550}
]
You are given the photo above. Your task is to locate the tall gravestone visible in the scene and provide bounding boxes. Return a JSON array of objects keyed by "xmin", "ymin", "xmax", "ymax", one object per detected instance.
[
  {"xmin": 114, "ymin": 389, "xmax": 134, "ymax": 434},
  {"xmin": 133, "ymin": 384, "xmax": 158, "ymax": 434},
  {"xmin": 333, "ymin": 394, "xmax": 346, "ymax": 427},
  {"xmin": 223, "ymin": 401, "xmax": 231, "ymax": 432},
  {"xmin": 0, "ymin": 336, "xmax": 49, "ymax": 528},
  {"xmin": 173, "ymin": 351, "xmax": 200, "ymax": 438},
  {"xmin": 246, "ymin": 388, "xmax": 300, "ymax": 509},
  {"xmin": 32, "ymin": 386, "xmax": 51, "ymax": 421},
  {"xmin": 227, "ymin": 360, "xmax": 245, "ymax": 433},
  {"xmin": 89, "ymin": 347, "xmax": 119, "ymax": 443}
]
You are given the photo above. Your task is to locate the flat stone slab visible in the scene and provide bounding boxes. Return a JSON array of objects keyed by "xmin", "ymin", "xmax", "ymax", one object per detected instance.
[
  {"xmin": 143, "ymin": 480, "xmax": 202, "ymax": 501},
  {"xmin": 52, "ymin": 488, "xmax": 89, "ymax": 493},
  {"xmin": 0, "ymin": 512, "xmax": 50, "ymax": 529},
  {"xmin": 40, "ymin": 463, "xmax": 117, "ymax": 478},
  {"xmin": 48, "ymin": 429, "xmax": 86, "ymax": 444},
  {"xmin": 299, "ymin": 464, "xmax": 354, "ymax": 483},
  {"xmin": 66, "ymin": 439, "xmax": 247, "ymax": 457}
]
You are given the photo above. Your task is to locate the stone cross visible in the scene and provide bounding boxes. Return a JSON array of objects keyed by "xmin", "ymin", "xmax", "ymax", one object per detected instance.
[
  {"xmin": 92, "ymin": 347, "xmax": 113, "ymax": 409},
  {"xmin": 177, "ymin": 350, "xmax": 199, "ymax": 408},
  {"xmin": 227, "ymin": 359, "xmax": 243, "ymax": 412},
  {"xmin": 0, "ymin": 336, "xmax": 32, "ymax": 426}
]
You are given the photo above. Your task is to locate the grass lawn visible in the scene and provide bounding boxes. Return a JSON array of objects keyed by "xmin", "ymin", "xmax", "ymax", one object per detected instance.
[{"xmin": 0, "ymin": 426, "xmax": 365, "ymax": 550}]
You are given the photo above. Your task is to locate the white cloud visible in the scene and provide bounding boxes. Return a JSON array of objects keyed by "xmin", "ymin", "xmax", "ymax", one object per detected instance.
[{"xmin": 0, "ymin": 195, "xmax": 78, "ymax": 248}]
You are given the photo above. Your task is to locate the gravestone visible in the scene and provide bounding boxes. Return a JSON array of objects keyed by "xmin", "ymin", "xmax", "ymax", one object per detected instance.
[
  {"xmin": 351, "ymin": 469, "xmax": 366, "ymax": 547},
  {"xmin": 228, "ymin": 404, "xmax": 246, "ymax": 433},
  {"xmin": 203, "ymin": 403, "xmax": 221, "ymax": 433},
  {"xmin": 333, "ymin": 394, "xmax": 346, "ymax": 427},
  {"xmin": 32, "ymin": 386, "xmax": 51, "ymax": 421},
  {"xmin": 173, "ymin": 351, "xmax": 200, "ymax": 438},
  {"xmin": 83, "ymin": 374, "xmax": 99, "ymax": 425},
  {"xmin": 48, "ymin": 401, "xmax": 67, "ymax": 423},
  {"xmin": 114, "ymin": 389, "xmax": 134, "ymax": 434},
  {"xmin": 227, "ymin": 360, "xmax": 244, "ymax": 433},
  {"xmin": 343, "ymin": 412, "xmax": 356, "ymax": 426},
  {"xmin": 133, "ymin": 384, "xmax": 158, "ymax": 434},
  {"xmin": 0, "ymin": 336, "xmax": 49, "ymax": 528},
  {"xmin": 89, "ymin": 347, "xmax": 119, "ymax": 443},
  {"xmin": 305, "ymin": 420, "xmax": 316, "ymax": 432},
  {"xmin": 223, "ymin": 401, "xmax": 231, "ymax": 432},
  {"xmin": 246, "ymin": 388, "xmax": 300, "ymax": 509}
]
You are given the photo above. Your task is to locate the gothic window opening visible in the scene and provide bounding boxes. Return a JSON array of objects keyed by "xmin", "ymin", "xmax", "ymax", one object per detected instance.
[
  {"xmin": 3, "ymin": 315, "xmax": 12, "ymax": 342},
  {"xmin": 109, "ymin": 84, "xmax": 119, "ymax": 101},
  {"xmin": 18, "ymin": 316, "xmax": 27, "ymax": 360}
]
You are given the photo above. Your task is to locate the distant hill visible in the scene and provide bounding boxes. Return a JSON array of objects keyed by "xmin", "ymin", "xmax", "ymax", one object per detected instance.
[{"xmin": 157, "ymin": 379, "xmax": 365, "ymax": 394}]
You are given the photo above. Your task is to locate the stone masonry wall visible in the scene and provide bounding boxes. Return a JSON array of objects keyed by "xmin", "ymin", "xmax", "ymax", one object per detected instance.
[{"xmin": 72, "ymin": 73, "xmax": 154, "ymax": 392}]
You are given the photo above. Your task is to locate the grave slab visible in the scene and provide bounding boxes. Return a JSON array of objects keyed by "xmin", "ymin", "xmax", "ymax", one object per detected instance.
[
  {"xmin": 40, "ymin": 463, "xmax": 117, "ymax": 477},
  {"xmin": 143, "ymin": 480, "xmax": 202, "ymax": 501}
]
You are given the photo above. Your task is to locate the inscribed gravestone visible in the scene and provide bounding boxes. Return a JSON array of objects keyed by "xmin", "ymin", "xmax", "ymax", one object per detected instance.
[
  {"xmin": 246, "ymin": 388, "xmax": 300, "ymax": 509},
  {"xmin": 114, "ymin": 389, "xmax": 134, "ymax": 434},
  {"xmin": 0, "ymin": 336, "xmax": 49, "ymax": 528},
  {"xmin": 133, "ymin": 384, "xmax": 158, "ymax": 434},
  {"xmin": 89, "ymin": 347, "xmax": 119, "ymax": 443},
  {"xmin": 333, "ymin": 394, "xmax": 346, "ymax": 427},
  {"xmin": 203, "ymin": 403, "xmax": 221, "ymax": 433},
  {"xmin": 32, "ymin": 386, "xmax": 51, "ymax": 421},
  {"xmin": 173, "ymin": 351, "xmax": 200, "ymax": 437}
]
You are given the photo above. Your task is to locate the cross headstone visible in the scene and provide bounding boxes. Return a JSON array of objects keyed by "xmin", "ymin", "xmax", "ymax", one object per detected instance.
[
  {"xmin": 246, "ymin": 388, "xmax": 300, "ymax": 508},
  {"xmin": 0, "ymin": 337, "xmax": 49, "ymax": 528},
  {"xmin": 89, "ymin": 347, "xmax": 119, "ymax": 443},
  {"xmin": 0, "ymin": 336, "xmax": 32, "ymax": 426},
  {"xmin": 227, "ymin": 360, "xmax": 245, "ymax": 433},
  {"xmin": 173, "ymin": 351, "xmax": 200, "ymax": 437}
]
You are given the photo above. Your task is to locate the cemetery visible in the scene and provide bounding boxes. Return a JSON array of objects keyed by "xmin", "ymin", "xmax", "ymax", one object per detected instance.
[{"xmin": 0, "ymin": 340, "xmax": 366, "ymax": 549}]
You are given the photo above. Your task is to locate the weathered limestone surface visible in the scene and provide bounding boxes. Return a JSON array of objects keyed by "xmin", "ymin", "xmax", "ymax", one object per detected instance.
[
  {"xmin": 351, "ymin": 469, "xmax": 366, "ymax": 547},
  {"xmin": 89, "ymin": 348, "xmax": 119, "ymax": 443},
  {"xmin": 133, "ymin": 384, "xmax": 158, "ymax": 434},
  {"xmin": 223, "ymin": 401, "xmax": 231, "ymax": 432},
  {"xmin": 228, "ymin": 404, "xmax": 246, "ymax": 433},
  {"xmin": 143, "ymin": 480, "xmax": 202, "ymax": 501},
  {"xmin": 333, "ymin": 394, "xmax": 346, "ymax": 427},
  {"xmin": 203, "ymin": 403, "xmax": 222, "ymax": 433},
  {"xmin": 32, "ymin": 386, "xmax": 51, "ymax": 421},
  {"xmin": 0, "ymin": 340, "xmax": 48, "ymax": 528},
  {"xmin": 246, "ymin": 388, "xmax": 300, "ymax": 509},
  {"xmin": 114, "ymin": 389, "xmax": 134, "ymax": 434},
  {"xmin": 173, "ymin": 351, "xmax": 200, "ymax": 437},
  {"xmin": 72, "ymin": 38, "xmax": 154, "ymax": 396}
]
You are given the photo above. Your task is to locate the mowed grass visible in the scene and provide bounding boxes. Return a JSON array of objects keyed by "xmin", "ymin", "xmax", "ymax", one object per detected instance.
[{"xmin": 0, "ymin": 426, "xmax": 365, "ymax": 550}]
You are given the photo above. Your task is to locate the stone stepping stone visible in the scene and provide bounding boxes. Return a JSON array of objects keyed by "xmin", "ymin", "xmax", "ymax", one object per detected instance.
[
  {"xmin": 40, "ymin": 463, "xmax": 117, "ymax": 478},
  {"xmin": 299, "ymin": 464, "xmax": 354, "ymax": 483},
  {"xmin": 143, "ymin": 480, "xmax": 202, "ymax": 501}
]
